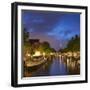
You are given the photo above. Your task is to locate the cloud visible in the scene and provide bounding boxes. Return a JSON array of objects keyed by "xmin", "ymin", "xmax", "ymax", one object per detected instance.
[{"xmin": 22, "ymin": 10, "xmax": 64, "ymax": 33}]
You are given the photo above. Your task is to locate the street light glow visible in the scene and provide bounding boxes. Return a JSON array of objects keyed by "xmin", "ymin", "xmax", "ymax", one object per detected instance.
[{"xmin": 33, "ymin": 51, "xmax": 41, "ymax": 56}]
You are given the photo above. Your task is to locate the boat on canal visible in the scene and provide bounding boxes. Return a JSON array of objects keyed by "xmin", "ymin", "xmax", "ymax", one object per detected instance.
[{"xmin": 24, "ymin": 55, "xmax": 47, "ymax": 69}]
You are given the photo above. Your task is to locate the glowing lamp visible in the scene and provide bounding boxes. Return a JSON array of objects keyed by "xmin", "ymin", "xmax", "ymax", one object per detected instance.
[{"xmin": 33, "ymin": 51, "xmax": 41, "ymax": 56}]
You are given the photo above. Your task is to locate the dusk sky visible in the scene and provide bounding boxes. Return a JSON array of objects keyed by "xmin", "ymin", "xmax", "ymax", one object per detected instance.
[{"xmin": 22, "ymin": 10, "xmax": 80, "ymax": 51}]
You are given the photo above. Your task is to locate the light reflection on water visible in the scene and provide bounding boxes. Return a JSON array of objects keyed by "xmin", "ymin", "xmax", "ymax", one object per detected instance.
[{"xmin": 24, "ymin": 57, "xmax": 80, "ymax": 77}]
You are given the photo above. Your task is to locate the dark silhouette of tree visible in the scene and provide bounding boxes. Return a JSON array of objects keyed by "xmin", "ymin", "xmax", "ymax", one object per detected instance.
[
  {"xmin": 23, "ymin": 28, "xmax": 35, "ymax": 57},
  {"xmin": 59, "ymin": 35, "xmax": 80, "ymax": 52},
  {"xmin": 67, "ymin": 35, "xmax": 80, "ymax": 52},
  {"xmin": 24, "ymin": 28, "xmax": 29, "ymax": 43}
]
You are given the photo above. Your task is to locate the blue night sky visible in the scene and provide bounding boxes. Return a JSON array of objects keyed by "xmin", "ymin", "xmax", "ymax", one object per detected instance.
[{"xmin": 22, "ymin": 10, "xmax": 80, "ymax": 51}]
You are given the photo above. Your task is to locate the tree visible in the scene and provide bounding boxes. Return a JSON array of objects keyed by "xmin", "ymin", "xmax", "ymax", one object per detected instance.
[
  {"xmin": 23, "ymin": 28, "xmax": 34, "ymax": 58},
  {"xmin": 23, "ymin": 28, "xmax": 29, "ymax": 43},
  {"xmin": 37, "ymin": 41, "xmax": 55, "ymax": 55},
  {"xmin": 67, "ymin": 35, "xmax": 80, "ymax": 52},
  {"xmin": 59, "ymin": 35, "xmax": 80, "ymax": 52},
  {"xmin": 50, "ymin": 48, "xmax": 56, "ymax": 52}
]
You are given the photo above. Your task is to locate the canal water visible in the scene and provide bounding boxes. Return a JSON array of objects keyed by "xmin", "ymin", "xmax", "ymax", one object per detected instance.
[{"xmin": 24, "ymin": 57, "xmax": 80, "ymax": 77}]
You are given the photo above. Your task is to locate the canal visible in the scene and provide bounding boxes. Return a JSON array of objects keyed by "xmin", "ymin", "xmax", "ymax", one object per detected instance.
[{"xmin": 24, "ymin": 57, "xmax": 80, "ymax": 77}]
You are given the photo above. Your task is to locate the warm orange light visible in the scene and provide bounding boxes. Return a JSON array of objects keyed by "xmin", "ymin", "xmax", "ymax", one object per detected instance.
[
  {"xmin": 73, "ymin": 52, "xmax": 77, "ymax": 57},
  {"xmin": 26, "ymin": 53, "xmax": 30, "ymax": 57},
  {"xmin": 33, "ymin": 51, "xmax": 41, "ymax": 56},
  {"xmin": 43, "ymin": 52, "xmax": 45, "ymax": 56},
  {"xmin": 50, "ymin": 53, "xmax": 53, "ymax": 55}
]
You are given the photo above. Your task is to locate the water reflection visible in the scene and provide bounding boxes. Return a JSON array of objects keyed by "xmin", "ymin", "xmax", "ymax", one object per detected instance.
[{"xmin": 24, "ymin": 56, "xmax": 80, "ymax": 77}]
